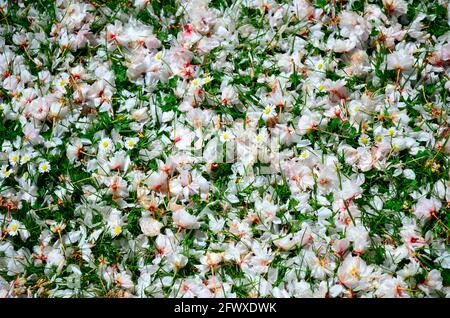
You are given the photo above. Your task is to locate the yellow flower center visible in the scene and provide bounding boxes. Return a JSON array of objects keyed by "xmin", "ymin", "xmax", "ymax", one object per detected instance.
[
  {"xmin": 392, "ymin": 143, "xmax": 399, "ymax": 152},
  {"xmin": 319, "ymin": 258, "xmax": 328, "ymax": 267},
  {"xmin": 113, "ymin": 225, "xmax": 122, "ymax": 235},
  {"xmin": 350, "ymin": 266, "xmax": 359, "ymax": 278}
]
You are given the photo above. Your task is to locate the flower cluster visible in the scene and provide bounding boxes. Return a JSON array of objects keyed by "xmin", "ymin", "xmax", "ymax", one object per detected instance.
[{"xmin": 0, "ymin": 0, "xmax": 449, "ymax": 298}]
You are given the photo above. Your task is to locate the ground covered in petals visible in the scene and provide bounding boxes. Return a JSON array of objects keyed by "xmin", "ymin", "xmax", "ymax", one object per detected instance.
[{"xmin": 0, "ymin": 0, "xmax": 449, "ymax": 298}]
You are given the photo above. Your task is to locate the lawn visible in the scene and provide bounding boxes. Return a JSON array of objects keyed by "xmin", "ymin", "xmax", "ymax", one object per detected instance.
[{"xmin": 0, "ymin": 0, "xmax": 449, "ymax": 298}]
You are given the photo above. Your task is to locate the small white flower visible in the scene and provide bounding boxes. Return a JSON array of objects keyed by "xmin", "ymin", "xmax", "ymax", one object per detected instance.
[
  {"xmin": 99, "ymin": 137, "xmax": 113, "ymax": 153},
  {"xmin": 202, "ymin": 76, "xmax": 212, "ymax": 85},
  {"xmin": 114, "ymin": 271, "xmax": 134, "ymax": 290},
  {"xmin": 108, "ymin": 209, "xmax": 124, "ymax": 237},
  {"xmin": 261, "ymin": 105, "xmax": 275, "ymax": 120},
  {"xmin": 358, "ymin": 134, "xmax": 371, "ymax": 146},
  {"xmin": 168, "ymin": 253, "xmax": 188, "ymax": 270},
  {"xmin": 38, "ymin": 161, "xmax": 51, "ymax": 173},
  {"xmin": 54, "ymin": 73, "xmax": 70, "ymax": 92},
  {"xmin": 0, "ymin": 165, "xmax": 12, "ymax": 178},
  {"xmin": 386, "ymin": 50, "xmax": 414, "ymax": 71},
  {"xmin": 220, "ymin": 130, "xmax": 234, "ymax": 143},
  {"xmin": 47, "ymin": 249, "xmax": 66, "ymax": 269},
  {"xmin": 387, "ymin": 127, "xmax": 397, "ymax": 137},
  {"xmin": 299, "ymin": 150, "xmax": 310, "ymax": 160},
  {"xmin": 173, "ymin": 208, "xmax": 200, "ymax": 229},
  {"xmin": 111, "ymin": 225, "xmax": 122, "ymax": 237},
  {"xmin": 8, "ymin": 151, "xmax": 20, "ymax": 166},
  {"xmin": 200, "ymin": 252, "xmax": 223, "ymax": 267},
  {"xmin": 7, "ymin": 220, "xmax": 20, "ymax": 236},
  {"xmin": 191, "ymin": 78, "xmax": 201, "ymax": 88},
  {"xmin": 139, "ymin": 216, "xmax": 163, "ymax": 237},
  {"xmin": 20, "ymin": 152, "xmax": 31, "ymax": 165},
  {"xmin": 315, "ymin": 60, "xmax": 326, "ymax": 72},
  {"xmin": 414, "ymin": 197, "xmax": 441, "ymax": 223},
  {"xmin": 124, "ymin": 137, "xmax": 139, "ymax": 150},
  {"xmin": 374, "ymin": 133, "xmax": 384, "ymax": 143}
]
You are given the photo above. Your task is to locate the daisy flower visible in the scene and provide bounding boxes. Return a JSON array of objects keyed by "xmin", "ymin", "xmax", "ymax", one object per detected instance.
[{"xmin": 38, "ymin": 161, "xmax": 51, "ymax": 173}]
